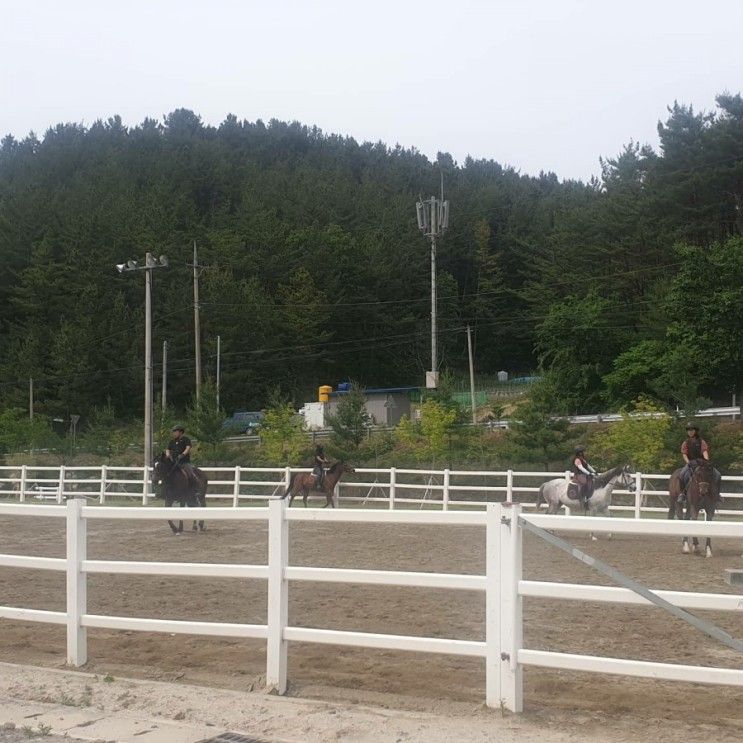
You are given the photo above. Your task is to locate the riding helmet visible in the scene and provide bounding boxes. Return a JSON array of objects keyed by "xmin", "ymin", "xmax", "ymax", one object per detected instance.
[
  {"xmin": 685, "ymin": 422, "xmax": 699, "ymax": 432},
  {"xmin": 574, "ymin": 445, "xmax": 585, "ymax": 454},
  {"xmin": 171, "ymin": 424, "xmax": 185, "ymax": 432}
]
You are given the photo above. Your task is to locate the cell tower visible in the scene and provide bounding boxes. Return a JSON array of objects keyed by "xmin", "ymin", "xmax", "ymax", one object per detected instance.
[{"xmin": 416, "ymin": 185, "xmax": 450, "ymax": 389}]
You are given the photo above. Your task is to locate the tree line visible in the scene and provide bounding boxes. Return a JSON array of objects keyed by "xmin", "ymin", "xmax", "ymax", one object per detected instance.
[{"xmin": 0, "ymin": 94, "xmax": 742, "ymax": 427}]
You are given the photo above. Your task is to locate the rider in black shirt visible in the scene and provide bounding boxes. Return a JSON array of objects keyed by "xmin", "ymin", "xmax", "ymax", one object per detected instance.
[
  {"xmin": 313, "ymin": 445, "xmax": 329, "ymax": 490},
  {"xmin": 167, "ymin": 425, "xmax": 192, "ymax": 466}
]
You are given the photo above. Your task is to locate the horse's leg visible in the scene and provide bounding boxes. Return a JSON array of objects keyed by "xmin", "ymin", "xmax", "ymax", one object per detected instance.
[
  {"xmin": 166, "ymin": 498, "xmax": 180, "ymax": 535},
  {"xmin": 688, "ymin": 502, "xmax": 700, "ymax": 555},
  {"xmin": 303, "ymin": 488, "xmax": 309, "ymax": 508},
  {"xmin": 198, "ymin": 491, "xmax": 206, "ymax": 531},
  {"xmin": 177, "ymin": 494, "xmax": 186, "ymax": 533},
  {"xmin": 705, "ymin": 503, "xmax": 714, "ymax": 557}
]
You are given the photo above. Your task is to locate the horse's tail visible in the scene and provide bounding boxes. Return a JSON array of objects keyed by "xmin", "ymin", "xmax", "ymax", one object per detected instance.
[
  {"xmin": 536, "ymin": 483, "xmax": 545, "ymax": 510},
  {"xmin": 281, "ymin": 472, "xmax": 296, "ymax": 499}
]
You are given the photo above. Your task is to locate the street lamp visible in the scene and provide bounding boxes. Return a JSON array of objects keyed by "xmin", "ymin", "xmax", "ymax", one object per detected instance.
[{"xmin": 116, "ymin": 253, "xmax": 169, "ymax": 486}]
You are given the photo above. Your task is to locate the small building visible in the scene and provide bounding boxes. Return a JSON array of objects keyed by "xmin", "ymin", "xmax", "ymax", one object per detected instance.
[{"xmin": 299, "ymin": 385, "xmax": 417, "ymax": 429}]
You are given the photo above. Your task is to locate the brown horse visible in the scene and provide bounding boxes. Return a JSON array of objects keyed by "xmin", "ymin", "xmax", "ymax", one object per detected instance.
[
  {"xmin": 668, "ymin": 460, "xmax": 719, "ymax": 556},
  {"xmin": 281, "ymin": 462, "xmax": 355, "ymax": 508},
  {"xmin": 153, "ymin": 452, "xmax": 209, "ymax": 534}
]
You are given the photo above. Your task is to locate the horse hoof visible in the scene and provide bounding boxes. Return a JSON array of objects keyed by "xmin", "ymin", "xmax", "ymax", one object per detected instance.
[
  {"xmin": 706, "ymin": 547, "xmax": 712, "ymax": 558},
  {"xmin": 590, "ymin": 535, "xmax": 598, "ymax": 541},
  {"xmin": 682, "ymin": 543, "xmax": 690, "ymax": 554}
]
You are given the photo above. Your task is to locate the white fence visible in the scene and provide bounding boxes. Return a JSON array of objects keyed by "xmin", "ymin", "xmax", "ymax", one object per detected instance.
[
  {"xmin": 2, "ymin": 464, "xmax": 743, "ymax": 518},
  {"xmin": 1, "ymin": 500, "xmax": 742, "ymax": 710}
]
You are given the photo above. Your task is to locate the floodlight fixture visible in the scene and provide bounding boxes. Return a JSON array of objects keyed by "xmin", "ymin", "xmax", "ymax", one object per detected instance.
[{"xmin": 116, "ymin": 263, "xmax": 126, "ymax": 273}]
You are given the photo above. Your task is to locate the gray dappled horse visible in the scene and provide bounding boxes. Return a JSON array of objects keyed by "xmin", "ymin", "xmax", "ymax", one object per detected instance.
[{"xmin": 536, "ymin": 465, "xmax": 634, "ymax": 539}]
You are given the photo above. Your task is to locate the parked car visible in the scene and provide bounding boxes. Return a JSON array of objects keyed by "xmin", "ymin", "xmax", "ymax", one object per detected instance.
[{"xmin": 222, "ymin": 411, "xmax": 264, "ymax": 435}]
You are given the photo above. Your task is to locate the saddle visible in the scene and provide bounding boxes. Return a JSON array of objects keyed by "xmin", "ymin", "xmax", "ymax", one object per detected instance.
[{"xmin": 569, "ymin": 474, "xmax": 593, "ymax": 504}]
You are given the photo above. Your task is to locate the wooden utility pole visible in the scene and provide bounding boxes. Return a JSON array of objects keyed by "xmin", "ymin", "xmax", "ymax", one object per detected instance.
[
  {"xmin": 216, "ymin": 334, "xmax": 221, "ymax": 409},
  {"xmin": 29, "ymin": 377, "xmax": 34, "ymax": 421},
  {"xmin": 161, "ymin": 341, "xmax": 168, "ymax": 413},
  {"xmin": 193, "ymin": 241, "xmax": 202, "ymax": 402},
  {"xmin": 467, "ymin": 325, "xmax": 476, "ymax": 425}
]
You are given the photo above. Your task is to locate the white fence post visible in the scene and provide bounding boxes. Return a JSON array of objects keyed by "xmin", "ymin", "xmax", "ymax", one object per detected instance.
[
  {"xmin": 506, "ymin": 469, "xmax": 513, "ymax": 502},
  {"xmin": 19, "ymin": 465, "xmax": 27, "ymax": 503},
  {"xmin": 486, "ymin": 502, "xmax": 523, "ymax": 712},
  {"xmin": 634, "ymin": 472, "xmax": 643, "ymax": 520},
  {"xmin": 266, "ymin": 498, "xmax": 288, "ymax": 693},
  {"xmin": 57, "ymin": 466, "xmax": 66, "ymax": 504},
  {"xmin": 99, "ymin": 465, "xmax": 107, "ymax": 504},
  {"xmin": 443, "ymin": 469, "xmax": 450, "ymax": 511},
  {"xmin": 66, "ymin": 498, "xmax": 87, "ymax": 666},
  {"xmin": 284, "ymin": 467, "xmax": 291, "ymax": 494},
  {"xmin": 389, "ymin": 467, "xmax": 396, "ymax": 510},
  {"xmin": 233, "ymin": 466, "xmax": 241, "ymax": 507},
  {"xmin": 564, "ymin": 470, "xmax": 572, "ymax": 516},
  {"xmin": 142, "ymin": 465, "xmax": 149, "ymax": 506}
]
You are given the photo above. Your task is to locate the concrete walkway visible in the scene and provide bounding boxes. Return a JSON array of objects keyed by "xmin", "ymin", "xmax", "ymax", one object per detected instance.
[
  {"xmin": 0, "ymin": 698, "xmax": 223, "ymax": 742},
  {"xmin": 1, "ymin": 661, "xmax": 736, "ymax": 743}
]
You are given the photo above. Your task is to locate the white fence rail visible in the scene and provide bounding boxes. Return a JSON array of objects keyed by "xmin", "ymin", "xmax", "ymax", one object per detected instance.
[
  {"xmin": 1, "ymin": 500, "xmax": 742, "ymax": 710},
  {"xmin": 1, "ymin": 464, "xmax": 743, "ymax": 518}
]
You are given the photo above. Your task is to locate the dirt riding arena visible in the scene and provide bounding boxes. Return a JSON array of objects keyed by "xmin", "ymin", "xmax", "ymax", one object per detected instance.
[{"xmin": 1, "ymin": 507, "xmax": 743, "ymax": 740}]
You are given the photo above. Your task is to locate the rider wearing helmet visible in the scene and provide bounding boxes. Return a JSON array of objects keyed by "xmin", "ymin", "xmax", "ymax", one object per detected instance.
[
  {"xmin": 313, "ymin": 445, "xmax": 329, "ymax": 490},
  {"xmin": 572, "ymin": 445, "xmax": 597, "ymax": 508}
]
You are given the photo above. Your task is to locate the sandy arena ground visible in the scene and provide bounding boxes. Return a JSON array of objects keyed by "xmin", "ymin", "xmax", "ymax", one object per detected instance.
[{"xmin": 1, "ymin": 506, "xmax": 742, "ymax": 741}]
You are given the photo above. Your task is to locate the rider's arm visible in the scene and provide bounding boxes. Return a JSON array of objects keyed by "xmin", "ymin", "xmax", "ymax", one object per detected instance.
[
  {"xmin": 574, "ymin": 458, "xmax": 591, "ymax": 475},
  {"xmin": 182, "ymin": 444, "xmax": 192, "ymax": 458},
  {"xmin": 701, "ymin": 440, "xmax": 710, "ymax": 461},
  {"xmin": 681, "ymin": 440, "xmax": 689, "ymax": 464}
]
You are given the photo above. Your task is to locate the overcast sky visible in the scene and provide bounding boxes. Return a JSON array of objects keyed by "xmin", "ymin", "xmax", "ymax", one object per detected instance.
[{"xmin": 1, "ymin": 0, "xmax": 741, "ymax": 181}]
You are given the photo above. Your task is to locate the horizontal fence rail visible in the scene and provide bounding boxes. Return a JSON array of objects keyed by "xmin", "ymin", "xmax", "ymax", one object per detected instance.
[
  {"xmin": 1, "ymin": 500, "xmax": 743, "ymax": 713},
  {"xmin": 1, "ymin": 464, "xmax": 742, "ymax": 521}
]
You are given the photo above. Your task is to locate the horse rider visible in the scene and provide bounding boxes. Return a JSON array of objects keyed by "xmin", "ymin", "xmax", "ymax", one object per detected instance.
[
  {"xmin": 313, "ymin": 445, "xmax": 329, "ymax": 490},
  {"xmin": 166, "ymin": 425, "xmax": 197, "ymax": 482},
  {"xmin": 572, "ymin": 445, "xmax": 597, "ymax": 507},
  {"xmin": 678, "ymin": 422, "xmax": 722, "ymax": 504}
]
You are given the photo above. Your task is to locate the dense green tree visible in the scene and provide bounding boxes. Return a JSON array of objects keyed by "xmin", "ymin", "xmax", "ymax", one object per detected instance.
[{"xmin": 0, "ymin": 93, "xmax": 742, "ymax": 420}]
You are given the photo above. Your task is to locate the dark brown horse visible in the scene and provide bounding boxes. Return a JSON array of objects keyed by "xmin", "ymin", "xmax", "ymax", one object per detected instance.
[
  {"xmin": 153, "ymin": 453, "xmax": 209, "ymax": 534},
  {"xmin": 668, "ymin": 460, "xmax": 719, "ymax": 556},
  {"xmin": 280, "ymin": 462, "xmax": 355, "ymax": 508}
]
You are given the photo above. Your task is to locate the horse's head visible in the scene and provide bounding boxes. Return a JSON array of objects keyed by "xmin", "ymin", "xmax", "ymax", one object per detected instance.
[
  {"xmin": 620, "ymin": 464, "xmax": 636, "ymax": 491},
  {"xmin": 692, "ymin": 460, "xmax": 715, "ymax": 499},
  {"xmin": 152, "ymin": 452, "xmax": 172, "ymax": 484},
  {"xmin": 328, "ymin": 462, "xmax": 355, "ymax": 475}
]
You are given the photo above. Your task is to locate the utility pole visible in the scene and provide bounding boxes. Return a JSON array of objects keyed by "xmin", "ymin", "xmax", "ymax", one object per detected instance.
[
  {"xmin": 116, "ymin": 253, "xmax": 169, "ymax": 484},
  {"xmin": 416, "ymin": 187, "xmax": 449, "ymax": 389},
  {"xmin": 161, "ymin": 341, "xmax": 168, "ymax": 413},
  {"xmin": 193, "ymin": 241, "xmax": 202, "ymax": 403},
  {"xmin": 467, "ymin": 325, "xmax": 476, "ymax": 425},
  {"xmin": 216, "ymin": 334, "xmax": 221, "ymax": 410},
  {"xmin": 29, "ymin": 378, "xmax": 34, "ymax": 421}
]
